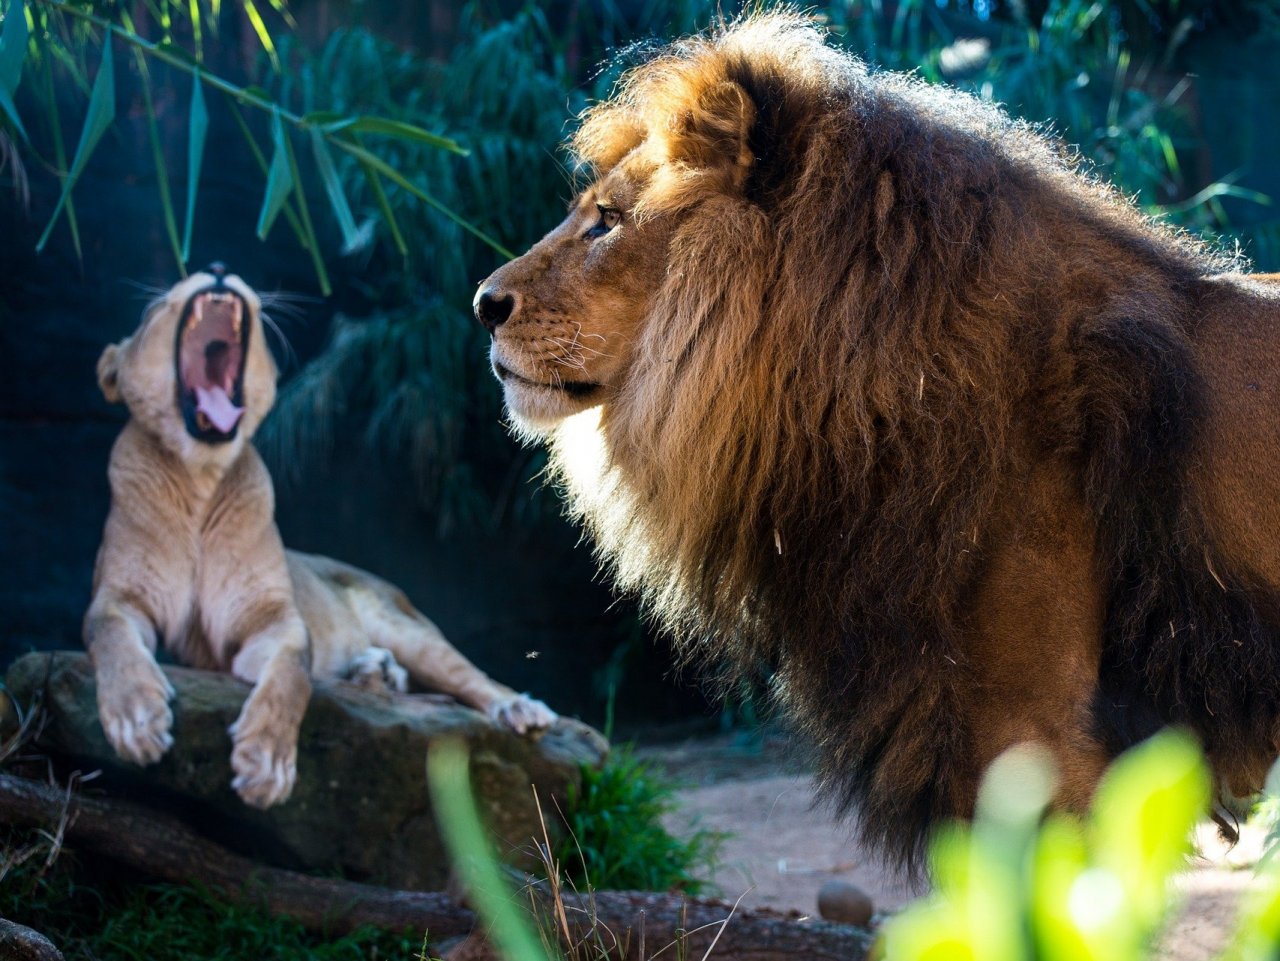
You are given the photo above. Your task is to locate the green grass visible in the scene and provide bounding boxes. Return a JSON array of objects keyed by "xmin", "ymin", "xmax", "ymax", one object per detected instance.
[
  {"xmin": 0, "ymin": 831, "xmax": 431, "ymax": 961},
  {"xmin": 553, "ymin": 749, "xmax": 724, "ymax": 895}
]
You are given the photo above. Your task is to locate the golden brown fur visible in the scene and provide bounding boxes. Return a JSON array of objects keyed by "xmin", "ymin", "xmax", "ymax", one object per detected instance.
[
  {"xmin": 477, "ymin": 12, "xmax": 1280, "ymax": 868},
  {"xmin": 89, "ymin": 272, "xmax": 555, "ymax": 808}
]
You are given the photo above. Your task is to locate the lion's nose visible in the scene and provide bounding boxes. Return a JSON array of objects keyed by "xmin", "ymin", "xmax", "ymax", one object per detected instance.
[{"xmin": 474, "ymin": 286, "xmax": 518, "ymax": 333}]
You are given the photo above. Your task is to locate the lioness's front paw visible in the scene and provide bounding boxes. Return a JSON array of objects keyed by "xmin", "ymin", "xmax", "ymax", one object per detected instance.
[
  {"xmin": 97, "ymin": 662, "xmax": 175, "ymax": 766},
  {"xmin": 229, "ymin": 717, "xmax": 298, "ymax": 809},
  {"xmin": 489, "ymin": 695, "xmax": 558, "ymax": 735}
]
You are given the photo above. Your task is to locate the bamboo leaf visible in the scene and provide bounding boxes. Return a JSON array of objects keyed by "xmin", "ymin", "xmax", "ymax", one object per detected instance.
[
  {"xmin": 0, "ymin": 0, "xmax": 28, "ymax": 94},
  {"xmin": 309, "ymin": 128, "xmax": 358, "ymax": 252},
  {"xmin": 0, "ymin": 83, "xmax": 25, "ymax": 142},
  {"xmin": 38, "ymin": 28, "xmax": 116, "ymax": 252},
  {"xmin": 241, "ymin": 0, "xmax": 280, "ymax": 71},
  {"xmin": 188, "ymin": 0, "xmax": 202, "ymax": 61},
  {"xmin": 183, "ymin": 73, "xmax": 208, "ymax": 262},
  {"xmin": 283, "ymin": 119, "xmax": 331, "ymax": 295},
  {"xmin": 301, "ymin": 110, "xmax": 345, "ymax": 125},
  {"xmin": 335, "ymin": 139, "xmax": 515, "ymax": 259},
  {"xmin": 227, "ymin": 95, "xmax": 308, "ymax": 251},
  {"xmin": 345, "ymin": 115, "xmax": 467, "ymax": 155},
  {"xmin": 256, "ymin": 108, "xmax": 293, "ymax": 239},
  {"xmin": 263, "ymin": 0, "xmax": 297, "ymax": 30},
  {"xmin": 136, "ymin": 51, "xmax": 183, "ymax": 274},
  {"xmin": 40, "ymin": 54, "xmax": 79, "ymax": 258},
  {"xmin": 360, "ymin": 159, "xmax": 407, "ymax": 258}
]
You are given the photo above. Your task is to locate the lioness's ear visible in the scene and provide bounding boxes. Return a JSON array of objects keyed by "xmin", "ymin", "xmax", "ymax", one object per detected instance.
[
  {"xmin": 96, "ymin": 343, "xmax": 124, "ymax": 404},
  {"xmin": 667, "ymin": 81, "xmax": 756, "ymax": 189}
]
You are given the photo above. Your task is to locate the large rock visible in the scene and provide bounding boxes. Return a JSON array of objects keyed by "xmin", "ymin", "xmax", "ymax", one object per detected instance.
[{"xmin": 5, "ymin": 651, "xmax": 608, "ymax": 890}]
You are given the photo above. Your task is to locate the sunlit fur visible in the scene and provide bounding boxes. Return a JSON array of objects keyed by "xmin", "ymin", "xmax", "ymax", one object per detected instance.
[{"xmin": 491, "ymin": 12, "xmax": 1280, "ymax": 870}]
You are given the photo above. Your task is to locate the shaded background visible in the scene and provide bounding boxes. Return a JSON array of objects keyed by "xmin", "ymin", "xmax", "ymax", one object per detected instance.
[{"xmin": 2, "ymin": 0, "xmax": 1278, "ymax": 732}]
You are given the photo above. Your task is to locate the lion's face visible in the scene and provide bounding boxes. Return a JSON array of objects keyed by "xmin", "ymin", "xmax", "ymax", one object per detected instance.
[
  {"xmin": 475, "ymin": 155, "xmax": 675, "ymax": 434},
  {"xmin": 97, "ymin": 270, "xmax": 276, "ymax": 461}
]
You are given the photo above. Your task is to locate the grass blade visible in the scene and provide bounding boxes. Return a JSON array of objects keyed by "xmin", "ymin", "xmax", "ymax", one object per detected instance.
[
  {"xmin": 241, "ymin": 0, "xmax": 279, "ymax": 71},
  {"xmin": 309, "ymin": 128, "xmax": 358, "ymax": 252},
  {"xmin": 360, "ymin": 159, "xmax": 407, "ymax": 257},
  {"xmin": 427, "ymin": 740, "xmax": 554, "ymax": 961},
  {"xmin": 37, "ymin": 25, "xmax": 115, "ymax": 252},
  {"xmin": 183, "ymin": 73, "xmax": 208, "ymax": 262},
  {"xmin": 0, "ymin": 0, "xmax": 28, "ymax": 94},
  {"xmin": 346, "ymin": 115, "xmax": 467, "ymax": 155},
  {"xmin": 282, "ymin": 120, "xmax": 330, "ymax": 295},
  {"xmin": 256, "ymin": 107, "xmax": 293, "ymax": 239},
  {"xmin": 136, "ymin": 51, "xmax": 183, "ymax": 274}
]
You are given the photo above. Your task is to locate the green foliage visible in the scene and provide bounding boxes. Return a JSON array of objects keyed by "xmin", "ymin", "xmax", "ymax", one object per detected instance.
[
  {"xmin": 0, "ymin": 832, "xmax": 428, "ymax": 960},
  {"xmin": 879, "ymin": 730, "xmax": 1280, "ymax": 961},
  {"xmin": 553, "ymin": 748, "xmax": 722, "ymax": 894},
  {"xmin": 0, "ymin": 0, "xmax": 475, "ymax": 290}
]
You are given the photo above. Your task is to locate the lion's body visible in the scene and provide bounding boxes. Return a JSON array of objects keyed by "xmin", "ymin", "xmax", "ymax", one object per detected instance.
[
  {"xmin": 89, "ymin": 273, "xmax": 554, "ymax": 808},
  {"xmin": 478, "ymin": 13, "xmax": 1280, "ymax": 867}
]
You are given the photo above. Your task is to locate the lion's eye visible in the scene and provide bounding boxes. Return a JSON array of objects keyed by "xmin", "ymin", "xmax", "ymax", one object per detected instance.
[{"xmin": 586, "ymin": 204, "xmax": 621, "ymax": 239}]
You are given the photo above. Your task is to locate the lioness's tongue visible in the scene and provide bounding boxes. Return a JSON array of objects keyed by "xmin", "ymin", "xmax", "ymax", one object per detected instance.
[{"xmin": 194, "ymin": 385, "xmax": 245, "ymax": 433}]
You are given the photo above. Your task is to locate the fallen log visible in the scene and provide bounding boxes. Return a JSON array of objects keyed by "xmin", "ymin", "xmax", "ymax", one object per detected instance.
[
  {"xmin": 0, "ymin": 773, "xmax": 870, "ymax": 960},
  {"xmin": 0, "ymin": 773, "xmax": 472, "ymax": 938},
  {"xmin": 0, "ymin": 919, "xmax": 65, "ymax": 961}
]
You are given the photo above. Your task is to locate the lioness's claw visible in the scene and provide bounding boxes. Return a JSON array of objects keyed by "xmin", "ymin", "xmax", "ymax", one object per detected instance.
[
  {"xmin": 489, "ymin": 695, "xmax": 558, "ymax": 735},
  {"xmin": 98, "ymin": 664, "xmax": 175, "ymax": 766},
  {"xmin": 229, "ymin": 716, "xmax": 298, "ymax": 808}
]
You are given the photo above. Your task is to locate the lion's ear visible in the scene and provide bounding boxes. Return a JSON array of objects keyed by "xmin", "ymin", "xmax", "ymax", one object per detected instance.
[
  {"xmin": 667, "ymin": 81, "xmax": 756, "ymax": 190},
  {"xmin": 96, "ymin": 342, "xmax": 124, "ymax": 404}
]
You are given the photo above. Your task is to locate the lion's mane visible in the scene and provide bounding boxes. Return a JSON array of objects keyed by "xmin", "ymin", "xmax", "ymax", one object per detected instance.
[{"xmin": 549, "ymin": 13, "xmax": 1268, "ymax": 868}]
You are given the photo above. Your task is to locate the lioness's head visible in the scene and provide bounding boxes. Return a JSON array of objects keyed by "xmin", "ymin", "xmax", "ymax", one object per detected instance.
[{"xmin": 97, "ymin": 267, "xmax": 277, "ymax": 460}]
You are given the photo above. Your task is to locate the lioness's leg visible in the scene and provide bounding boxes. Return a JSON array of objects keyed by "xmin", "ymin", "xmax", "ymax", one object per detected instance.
[
  {"xmin": 85, "ymin": 595, "xmax": 174, "ymax": 765},
  {"xmin": 226, "ymin": 613, "xmax": 311, "ymax": 808},
  {"xmin": 355, "ymin": 590, "xmax": 557, "ymax": 734}
]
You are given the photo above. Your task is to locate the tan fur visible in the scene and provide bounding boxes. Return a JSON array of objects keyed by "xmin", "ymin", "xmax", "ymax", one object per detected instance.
[
  {"xmin": 89, "ymin": 272, "xmax": 555, "ymax": 809},
  {"xmin": 477, "ymin": 12, "xmax": 1280, "ymax": 867}
]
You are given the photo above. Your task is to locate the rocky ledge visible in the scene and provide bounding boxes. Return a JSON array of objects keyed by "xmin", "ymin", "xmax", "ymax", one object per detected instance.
[{"xmin": 3, "ymin": 651, "xmax": 608, "ymax": 890}]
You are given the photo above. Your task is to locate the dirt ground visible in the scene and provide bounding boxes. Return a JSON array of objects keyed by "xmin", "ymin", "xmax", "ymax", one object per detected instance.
[{"xmin": 642, "ymin": 731, "xmax": 1267, "ymax": 959}]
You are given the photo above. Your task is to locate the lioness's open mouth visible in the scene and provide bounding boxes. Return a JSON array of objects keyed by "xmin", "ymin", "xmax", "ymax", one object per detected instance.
[
  {"xmin": 493, "ymin": 360, "xmax": 600, "ymax": 399},
  {"xmin": 175, "ymin": 285, "xmax": 249, "ymax": 443}
]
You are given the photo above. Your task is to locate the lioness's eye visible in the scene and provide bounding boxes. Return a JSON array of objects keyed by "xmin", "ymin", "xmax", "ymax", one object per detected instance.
[{"xmin": 586, "ymin": 203, "xmax": 621, "ymax": 239}]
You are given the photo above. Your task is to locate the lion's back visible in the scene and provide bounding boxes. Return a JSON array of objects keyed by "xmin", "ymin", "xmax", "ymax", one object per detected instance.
[{"xmin": 1189, "ymin": 273, "xmax": 1280, "ymax": 589}]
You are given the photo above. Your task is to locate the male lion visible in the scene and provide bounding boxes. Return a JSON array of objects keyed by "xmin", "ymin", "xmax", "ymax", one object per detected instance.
[
  {"xmin": 89, "ymin": 267, "xmax": 555, "ymax": 808},
  {"xmin": 476, "ymin": 13, "xmax": 1280, "ymax": 868}
]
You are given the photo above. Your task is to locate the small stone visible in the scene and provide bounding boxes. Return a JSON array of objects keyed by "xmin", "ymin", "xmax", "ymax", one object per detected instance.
[{"xmin": 816, "ymin": 879, "xmax": 874, "ymax": 927}]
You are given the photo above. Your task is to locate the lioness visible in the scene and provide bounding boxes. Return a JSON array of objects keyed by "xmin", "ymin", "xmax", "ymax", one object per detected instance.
[{"xmin": 88, "ymin": 267, "xmax": 556, "ymax": 808}]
